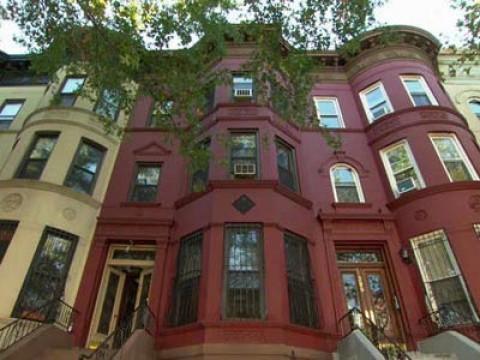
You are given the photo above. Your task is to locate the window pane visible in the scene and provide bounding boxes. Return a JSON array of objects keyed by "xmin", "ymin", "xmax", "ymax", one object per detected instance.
[
  {"xmin": 97, "ymin": 272, "xmax": 120, "ymax": 334},
  {"xmin": 18, "ymin": 135, "xmax": 58, "ymax": 180},
  {"xmin": 96, "ymin": 89, "xmax": 120, "ymax": 120},
  {"xmin": 61, "ymin": 77, "xmax": 85, "ymax": 94},
  {"xmin": 136, "ymin": 166, "xmax": 161, "ymax": 186},
  {"xmin": 336, "ymin": 251, "xmax": 382, "ymax": 263},
  {"xmin": 320, "ymin": 115, "xmax": 341, "ymax": 128},
  {"xmin": 131, "ymin": 186, "xmax": 157, "ymax": 202},
  {"xmin": 30, "ymin": 137, "xmax": 58, "ymax": 159},
  {"xmin": 333, "ymin": 167, "xmax": 361, "ymax": 203},
  {"xmin": 412, "ymin": 94, "xmax": 431, "ymax": 106},
  {"xmin": 316, "ymin": 100, "xmax": 337, "ymax": 115},
  {"xmin": 65, "ymin": 167, "xmax": 95, "ymax": 193},
  {"xmin": 0, "ymin": 102, "xmax": 23, "ymax": 117},
  {"xmin": 404, "ymin": 79, "xmax": 424, "ymax": 94},
  {"xmin": 276, "ymin": 142, "xmax": 298, "ymax": 191},
  {"xmin": 469, "ymin": 100, "xmax": 480, "ymax": 118},
  {"xmin": 366, "ymin": 87, "xmax": 385, "ymax": 107},
  {"xmin": 342, "ymin": 273, "xmax": 362, "ymax": 310},
  {"xmin": 386, "ymin": 146, "xmax": 412, "ymax": 174},
  {"xmin": 336, "ymin": 186, "xmax": 360, "ymax": 203},
  {"xmin": 232, "ymin": 134, "xmax": 256, "ymax": 158},
  {"xmin": 433, "ymin": 138, "xmax": 461, "ymax": 161},
  {"xmin": 432, "ymin": 137, "xmax": 474, "ymax": 181},
  {"xmin": 444, "ymin": 161, "xmax": 472, "ymax": 181},
  {"xmin": 75, "ymin": 143, "xmax": 104, "ymax": 173}
]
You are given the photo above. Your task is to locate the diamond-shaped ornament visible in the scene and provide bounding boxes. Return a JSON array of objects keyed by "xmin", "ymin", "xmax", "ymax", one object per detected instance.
[{"xmin": 232, "ymin": 195, "xmax": 255, "ymax": 214}]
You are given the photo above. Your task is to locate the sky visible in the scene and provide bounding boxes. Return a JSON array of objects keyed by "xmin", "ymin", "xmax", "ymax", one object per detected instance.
[{"xmin": 0, "ymin": 0, "xmax": 463, "ymax": 54}]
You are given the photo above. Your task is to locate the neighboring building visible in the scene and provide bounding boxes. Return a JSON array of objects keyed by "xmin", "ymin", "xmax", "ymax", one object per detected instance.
[
  {"xmin": 0, "ymin": 53, "xmax": 126, "ymax": 321},
  {"xmin": 64, "ymin": 26, "xmax": 480, "ymax": 359},
  {"xmin": 438, "ymin": 51, "xmax": 480, "ymax": 142}
]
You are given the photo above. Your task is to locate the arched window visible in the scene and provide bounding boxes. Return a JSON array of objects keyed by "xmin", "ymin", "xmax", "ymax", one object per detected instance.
[
  {"xmin": 330, "ymin": 164, "xmax": 365, "ymax": 203},
  {"xmin": 468, "ymin": 100, "xmax": 480, "ymax": 119}
]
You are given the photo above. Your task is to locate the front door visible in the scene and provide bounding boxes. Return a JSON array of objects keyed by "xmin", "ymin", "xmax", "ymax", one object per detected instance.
[
  {"xmin": 13, "ymin": 227, "xmax": 78, "ymax": 319},
  {"xmin": 88, "ymin": 246, "xmax": 155, "ymax": 349},
  {"xmin": 337, "ymin": 250, "xmax": 403, "ymax": 342}
]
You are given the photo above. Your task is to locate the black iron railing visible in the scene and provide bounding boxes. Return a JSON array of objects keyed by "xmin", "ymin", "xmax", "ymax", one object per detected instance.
[
  {"xmin": 339, "ymin": 307, "xmax": 411, "ymax": 360},
  {"xmin": 419, "ymin": 305, "xmax": 480, "ymax": 341},
  {"xmin": 79, "ymin": 302, "xmax": 156, "ymax": 360},
  {"xmin": 0, "ymin": 298, "xmax": 77, "ymax": 352}
]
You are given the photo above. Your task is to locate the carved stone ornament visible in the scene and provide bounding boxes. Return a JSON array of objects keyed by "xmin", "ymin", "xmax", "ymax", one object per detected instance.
[
  {"xmin": 232, "ymin": 194, "xmax": 256, "ymax": 214},
  {"xmin": 0, "ymin": 193, "xmax": 23, "ymax": 212},
  {"xmin": 62, "ymin": 207, "xmax": 77, "ymax": 221}
]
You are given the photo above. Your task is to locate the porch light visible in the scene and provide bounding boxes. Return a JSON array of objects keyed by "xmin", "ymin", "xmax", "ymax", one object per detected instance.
[{"xmin": 399, "ymin": 247, "xmax": 412, "ymax": 264}]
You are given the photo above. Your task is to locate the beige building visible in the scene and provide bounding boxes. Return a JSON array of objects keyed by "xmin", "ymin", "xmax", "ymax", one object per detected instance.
[
  {"xmin": 0, "ymin": 52, "xmax": 126, "ymax": 321},
  {"xmin": 438, "ymin": 51, "xmax": 480, "ymax": 142}
]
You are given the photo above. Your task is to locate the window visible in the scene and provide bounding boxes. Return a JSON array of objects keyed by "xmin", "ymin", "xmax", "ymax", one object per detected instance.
[
  {"xmin": 148, "ymin": 100, "xmax": 174, "ymax": 127},
  {"xmin": 17, "ymin": 133, "xmax": 59, "ymax": 179},
  {"xmin": 330, "ymin": 164, "xmax": 365, "ymax": 203},
  {"xmin": 469, "ymin": 100, "xmax": 480, "ymax": 119},
  {"xmin": 233, "ymin": 75, "xmax": 253, "ymax": 99},
  {"xmin": 401, "ymin": 76, "xmax": 437, "ymax": 106},
  {"xmin": 130, "ymin": 164, "xmax": 161, "ymax": 202},
  {"xmin": 411, "ymin": 230, "xmax": 477, "ymax": 327},
  {"xmin": 64, "ymin": 139, "xmax": 105, "ymax": 194},
  {"xmin": 95, "ymin": 89, "xmax": 121, "ymax": 121},
  {"xmin": 231, "ymin": 132, "xmax": 258, "ymax": 178},
  {"xmin": 169, "ymin": 232, "xmax": 203, "ymax": 326},
  {"xmin": 381, "ymin": 140, "xmax": 424, "ymax": 197},
  {"xmin": 313, "ymin": 97, "xmax": 344, "ymax": 128},
  {"xmin": 224, "ymin": 224, "xmax": 264, "ymax": 319},
  {"xmin": 430, "ymin": 134, "xmax": 478, "ymax": 182},
  {"xmin": 0, "ymin": 100, "xmax": 24, "ymax": 129},
  {"xmin": 474, "ymin": 224, "xmax": 480, "ymax": 239},
  {"xmin": 58, "ymin": 76, "xmax": 85, "ymax": 107},
  {"xmin": 0, "ymin": 220, "xmax": 19, "ymax": 263},
  {"xmin": 190, "ymin": 139, "xmax": 210, "ymax": 192},
  {"xmin": 276, "ymin": 139, "xmax": 298, "ymax": 192},
  {"xmin": 284, "ymin": 232, "xmax": 318, "ymax": 328},
  {"xmin": 360, "ymin": 82, "xmax": 393, "ymax": 122}
]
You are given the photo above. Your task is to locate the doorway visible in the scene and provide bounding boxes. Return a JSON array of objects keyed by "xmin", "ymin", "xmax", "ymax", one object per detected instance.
[
  {"xmin": 336, "ymin": 250, "xmax": 404, "ymax": 343},
  {"xmin": 88, "ymin": 245, "xmax": 155, "ymax": 349}
]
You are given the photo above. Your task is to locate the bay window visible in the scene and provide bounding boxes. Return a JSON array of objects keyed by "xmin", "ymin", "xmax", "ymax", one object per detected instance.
[
  {"xmin": 360, "ymin": 82, "xmax": 393, "ymax": 122},
  {"xmin": 401, "ymin": 75, "xmax": 437, "ymax": 106},
  {"xmin": 17, "ymin": 133, "xmax": 59, "ymax": 179}
]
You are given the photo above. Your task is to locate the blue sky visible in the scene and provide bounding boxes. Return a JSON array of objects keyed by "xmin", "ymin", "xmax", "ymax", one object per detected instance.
[{"xmin": 0, "ymin": 0, "xmax": 462, "ymax": 54}]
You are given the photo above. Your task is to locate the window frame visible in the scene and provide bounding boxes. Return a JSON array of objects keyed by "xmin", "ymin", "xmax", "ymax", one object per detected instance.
[
  {"xmin": 380, "ymin": 140, "xmax": 425, "ymax": 197},
  {"xmin": 275, "ymin": 138, "xmax": 299, "ymax": 192},
  {"xmin": 223, "ymin": 224, "xmax": 265, "ymax": 320},
  {"xmin": 330, "ymin": 163, "xmax": 365, "ymax": 203},
  {"xmin": 359, "ymin": 81, "xmax": 394, "ymax": 123},
  {"xmin": 230, "ymin": 131, "xmax": 259, "ymax": 179},
  {"xmin": 94, "ymin": 89, "xmax": 121, "ymax": 122},
  {"xmin": 313, "ymin": 97, "xmax": 345, "ymax": 128},
  {"xmin": 129, "ymin": 162, "xmax": 162, "ymax": 202},
  {"xmin": 400, "ymin": 75, "xmax": 438, "ymax": 107},
  {"xmin": 0, "ymin": 220, "xmax": 19, "ymax": 264},
  {"xmin": 429, "ymin": 133, "xmax": 479, "ymax": 182},
  {"xmin": 64, "ymin": 138, "xmax": 106, "ymax": 195},
  {"xmin": 16, "ymin": 132, "xmax": 60, "ymax": 180},
  {"xmin": 0, "ymin": 99, "xmax": 25, "ymax": 129},
  {"xmin": 58, "ymin": 75, "xmax": 86, "ymax": 107},
  {"xmin": 189, "ymin": 138, "xmax": 211, "ymax": 193},
  {"xmin": 410, "ymin": 229, "xmax": 478, "ymax": 324}
]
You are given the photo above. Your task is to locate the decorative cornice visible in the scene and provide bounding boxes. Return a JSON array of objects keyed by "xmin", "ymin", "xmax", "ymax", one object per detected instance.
[
  {"xmin": 0, "ymin": 179, "xmax": 102, "ymax": 208},
  {"xmin": 133, "ymin": 141, "xmax": 172, "ymax": 156},
  {"xmin": 387, "ymin": 181, "xmax": 480, "ymax": 211}
]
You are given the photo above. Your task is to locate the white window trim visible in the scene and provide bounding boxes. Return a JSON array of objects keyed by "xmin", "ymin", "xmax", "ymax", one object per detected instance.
[
  {"xmin": 313, "ymin": 96, "xmax": 345, "ymax": 128},
  {"xmin": 330, "ymin": 163, "xmax": 365, "ymax": 203},
  {"xmin": 410, "ymin": 229, "xmax": 478, "ymax": 320},
  {"xmin": 380, "ymin": 140, "xmax": 426, "ymax": 198},
  {"xmin": 400, "ymin": 75, "xmax": 438, "ymax": 107},
  {"xmin": 359, "ymin": 81, "xmax": 394, "ymax": 123},
  {"xmin": 429, "ymin": 133, "xmax": 479, "ymax": 182}
]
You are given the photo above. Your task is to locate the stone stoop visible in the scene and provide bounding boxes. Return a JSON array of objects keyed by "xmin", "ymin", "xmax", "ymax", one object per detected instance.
[
  {"xmin": 0, "ymin": 318, "xmax": 14, "ymax": 329},
  {"xmin": 406, "ymin": 352, "xmax": 457, "ymax": 360}
]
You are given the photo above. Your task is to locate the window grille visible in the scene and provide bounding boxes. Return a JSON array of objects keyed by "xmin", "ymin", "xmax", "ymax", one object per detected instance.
[
  {"xmin": 0, "ymin": 220, "xmax": 19, "ymax": 263},
  {"xmin": 169, "ymin": 232, "xmax": 203, "ymax": 326},
  {"xmin": 224, "ymin": 224, "xmax": 264, "ymax": 319},
  {"xmin": 411, "ymin": 230, "xmax": 477, "ymax": 327},
  {"xmin": 284, "ymin": 232, "xmax": 318, "ymax": 328}
]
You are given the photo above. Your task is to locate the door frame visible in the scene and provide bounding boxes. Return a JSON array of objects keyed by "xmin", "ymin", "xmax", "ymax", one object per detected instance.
[
  {"xmin": 87, "ymin": 244, "xmax": 155, "ymax": 349},
  {"xmin": 336, "ymin": 246, "xmax": 407, "ymax": 344}
]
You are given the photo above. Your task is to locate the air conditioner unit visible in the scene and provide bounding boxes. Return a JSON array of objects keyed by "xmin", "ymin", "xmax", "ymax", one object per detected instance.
[
  {"xmin": 234, "ymin": 161, "xmax": 256, "ymax": 176},
  {"xmin": 234, "ymin": 88, "xmax": 253, "ymax": 97},
  {"xmin": 397, "ymin": 177, "xmax": 417, "ymax": 194}
]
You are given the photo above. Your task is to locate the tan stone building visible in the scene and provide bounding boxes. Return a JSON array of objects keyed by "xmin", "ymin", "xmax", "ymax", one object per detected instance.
[
  {"xmin": 438, "ymin": 51, "xmax": 480, "ymax": 142},
  {"xmin": 0, "ymin": 52, "xmax": 126, "ymax": 321}
]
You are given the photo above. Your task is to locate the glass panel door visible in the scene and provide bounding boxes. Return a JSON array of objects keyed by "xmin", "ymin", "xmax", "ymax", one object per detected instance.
[{"xmin": 13, "ymin": 228, "xmax": 77, "ymax": 320}]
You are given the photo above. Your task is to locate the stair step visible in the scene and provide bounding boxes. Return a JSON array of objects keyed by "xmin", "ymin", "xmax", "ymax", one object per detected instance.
[
  {"xmin": 0, "ymin": 317, "xmax": 15, "ymax": 328},
  {"xmin": 407, "ymin": 352, "xmax": 457, "ymax": 359}
]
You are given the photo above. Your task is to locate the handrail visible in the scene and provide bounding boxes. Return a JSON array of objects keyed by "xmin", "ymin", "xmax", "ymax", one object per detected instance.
[
  {"xmin": 0, "ymin": 298, "xmax": 77, "ymax": 352},
  {"xmin": 339, "ymin": 307, "xmax": 411, "ymax": 360},
  {"xmin": 419, "ymin": 306, "xmax": 480, "ymax": 341},
  {"xmin": 79, "ymin": 302, "xmax": 156, "ymax": 360}
]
